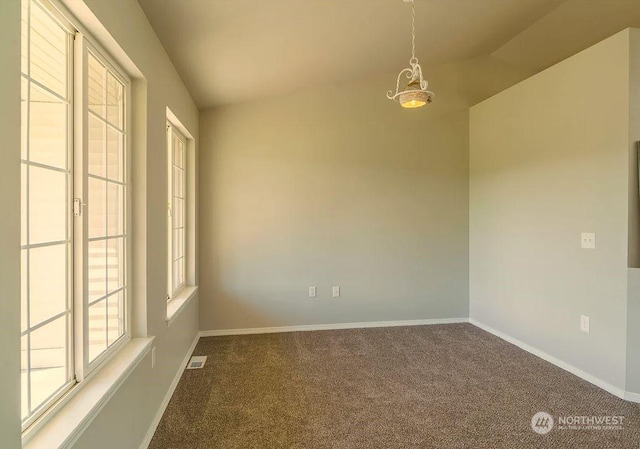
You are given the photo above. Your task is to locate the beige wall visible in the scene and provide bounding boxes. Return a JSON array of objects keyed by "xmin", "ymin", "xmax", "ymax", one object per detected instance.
[
  {"xmin": 199, "ymin": 58, "xmax": 531, "ymax": 332},
  {"xmin": 470, "ymin": 30, "xmax": 632, "ymax": 389},
  {"xmin": 200, "ymin": 102, "xmax": 469, "ymax": 330},
  {"xmin": 627, "ymin": 29, "xmax": 640, "ymax": 395},
  {"xmin": 629, "ymin": 32, "xmax": 640, "ymax": 270},
  {"xmin": 0, "ymin": 0, "xmax": 23, "ymax": 447}
]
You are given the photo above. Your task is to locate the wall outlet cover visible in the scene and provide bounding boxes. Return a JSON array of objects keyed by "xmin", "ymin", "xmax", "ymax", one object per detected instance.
[
  {"xmin": 581, "ymin": 232, "xmax": 596, "ymax": 249},
  {"xmin": 580, "ymin": 315, "xmax": 590, "ymax": 333}
]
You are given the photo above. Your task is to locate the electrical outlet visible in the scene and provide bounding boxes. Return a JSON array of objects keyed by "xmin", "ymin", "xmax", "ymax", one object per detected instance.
[
  {"xmin": 151, "ymin": 347, "xmax": 156, "ymax": 368},
  {"xmin": 581, "ymin": 232, "xmax": 595, "ymax": 249},
  {"xmin": 580, "ymin": 315, "xmax": 590, "ymax": 333},
  {"xmin": 332, "ymin": 286, "xmax": 340, "ymax": 298},
  {"xmin": 309, "ymin": 286, "xmax": 317, "ymax": 298}
]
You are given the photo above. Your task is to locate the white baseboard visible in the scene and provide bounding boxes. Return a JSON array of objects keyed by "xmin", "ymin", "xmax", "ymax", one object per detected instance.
[
  {"xmin": 138, "ymin": 332, "xmax": 200, "ymax": 449},
  {"xmin": 200, "ymin": 317, "xmax": 469, "ymax": 337},
  {"xmin": 625, "ymin": 391, "xmax": 640, "ymax": 403},
  {"xmin": 468, "ymin": 318, "xmax": 637, "ymax": 402}
]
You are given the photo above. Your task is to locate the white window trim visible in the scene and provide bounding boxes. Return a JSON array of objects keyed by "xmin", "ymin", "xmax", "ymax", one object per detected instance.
[
  {"xmin": 21, "ymin": 0, "xmax": 140, "ymax": 444},
  {"xmin": 22, "ymin": 337, "xmax": 154, "ymax": 449},
  {"xmin": 166, "ymin": 285, "xmax": 198, "ymax": 327}
]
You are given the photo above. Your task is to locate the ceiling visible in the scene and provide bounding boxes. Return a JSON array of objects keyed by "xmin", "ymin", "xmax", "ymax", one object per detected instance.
[{"xmin": 137, "ymin": 0, "xmax": 640, "ymax": 108}]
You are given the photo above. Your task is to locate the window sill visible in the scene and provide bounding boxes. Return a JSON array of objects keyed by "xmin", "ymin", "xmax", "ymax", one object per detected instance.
[
  {"xmin": 166, "ymin": 286, "xmax": 198, "ymax": 327},
  {"xmin": 22, "ymin": 337, "xmax": 154, "ymax": 449}
]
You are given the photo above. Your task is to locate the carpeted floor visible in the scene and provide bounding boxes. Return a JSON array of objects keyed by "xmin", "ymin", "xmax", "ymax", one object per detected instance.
[{"xmin": 149, "ymin": 324, "xmax": 640, "ymax": 448}]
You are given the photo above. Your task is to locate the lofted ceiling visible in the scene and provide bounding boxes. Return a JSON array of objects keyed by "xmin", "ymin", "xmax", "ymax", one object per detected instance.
[{"xmin": 137, "ymin": 0, "xmax": 640, "ymax": 108}]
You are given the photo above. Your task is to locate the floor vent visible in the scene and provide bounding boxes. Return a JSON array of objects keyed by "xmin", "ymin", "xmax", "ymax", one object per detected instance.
[{"xmin": 186, "ymin": 356, "xmax": 207, "ymax": 369}]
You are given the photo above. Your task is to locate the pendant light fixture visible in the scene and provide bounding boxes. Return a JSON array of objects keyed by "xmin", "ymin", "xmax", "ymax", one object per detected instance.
[{"xmin": 387, "ymin": 0, "xmax": 434, "ymax": 109}]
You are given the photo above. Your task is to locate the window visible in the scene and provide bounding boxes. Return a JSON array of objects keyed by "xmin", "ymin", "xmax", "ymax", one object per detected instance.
[
  {"xmin": 21, "ymin": 0, "xmax": 129, "ymax": 430},
  {"xmin": 167, "ymin": 123, "xmax": 187, "ymax": 300},
  {"xmin": 20, "ymin": 0, "xmax": 73, "ymax": 428},
  {"xmin": 165, "ymin": 113, "xmax": 197, "ymax": 323},
  {"xmin": 81, "ymin": 43, "xmax": 128, "ymax": 368}
]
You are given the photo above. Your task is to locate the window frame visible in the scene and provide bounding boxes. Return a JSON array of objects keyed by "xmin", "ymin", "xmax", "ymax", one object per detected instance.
[
  {"xmin": 20, "ymin": 0, "xmax": 133, "ymax": 433},
  {"xmin": 73, "ymin": 34, "xmax": 132, "ymax": 383},
  {"xmin": 20, "ymin": 0, "xmax": 76, "ymax": 431},
  {"xmin": 167, "ymin": 122, "xmax": 187, "ymax": 301}
]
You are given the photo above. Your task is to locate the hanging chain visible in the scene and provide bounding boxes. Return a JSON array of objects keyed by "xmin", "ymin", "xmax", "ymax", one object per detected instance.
[{"xmin": 410, "ymin": 0, "xmax": 417, "ymax": 63}]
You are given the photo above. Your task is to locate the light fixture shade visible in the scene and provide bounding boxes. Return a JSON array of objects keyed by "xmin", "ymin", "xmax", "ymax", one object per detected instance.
[
  {"xmin": 387, "ymin": 0, "xmax": 435, "ymax": 109},
  {"xmin": 399, "ymin": 80, "xmax": 432, "ymax": 108}
]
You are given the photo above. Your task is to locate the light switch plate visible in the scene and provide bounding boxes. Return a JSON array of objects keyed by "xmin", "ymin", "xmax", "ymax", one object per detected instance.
[
  {"xmin": 332, "ymin": 286, "xmax": 340, "ymax": 298},
  {"xmin": 581, "ymin": 233, "xmax": 595, "ymax": 249},
  {"xmin": 309, "ymin": 286, "xmax": 317, "ymax": 298}
]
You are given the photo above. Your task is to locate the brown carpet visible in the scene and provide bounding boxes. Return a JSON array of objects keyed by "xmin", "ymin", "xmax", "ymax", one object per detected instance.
[{"xmin": 149, "ymin": 324, "xmax": 640, "ymax": 448}]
